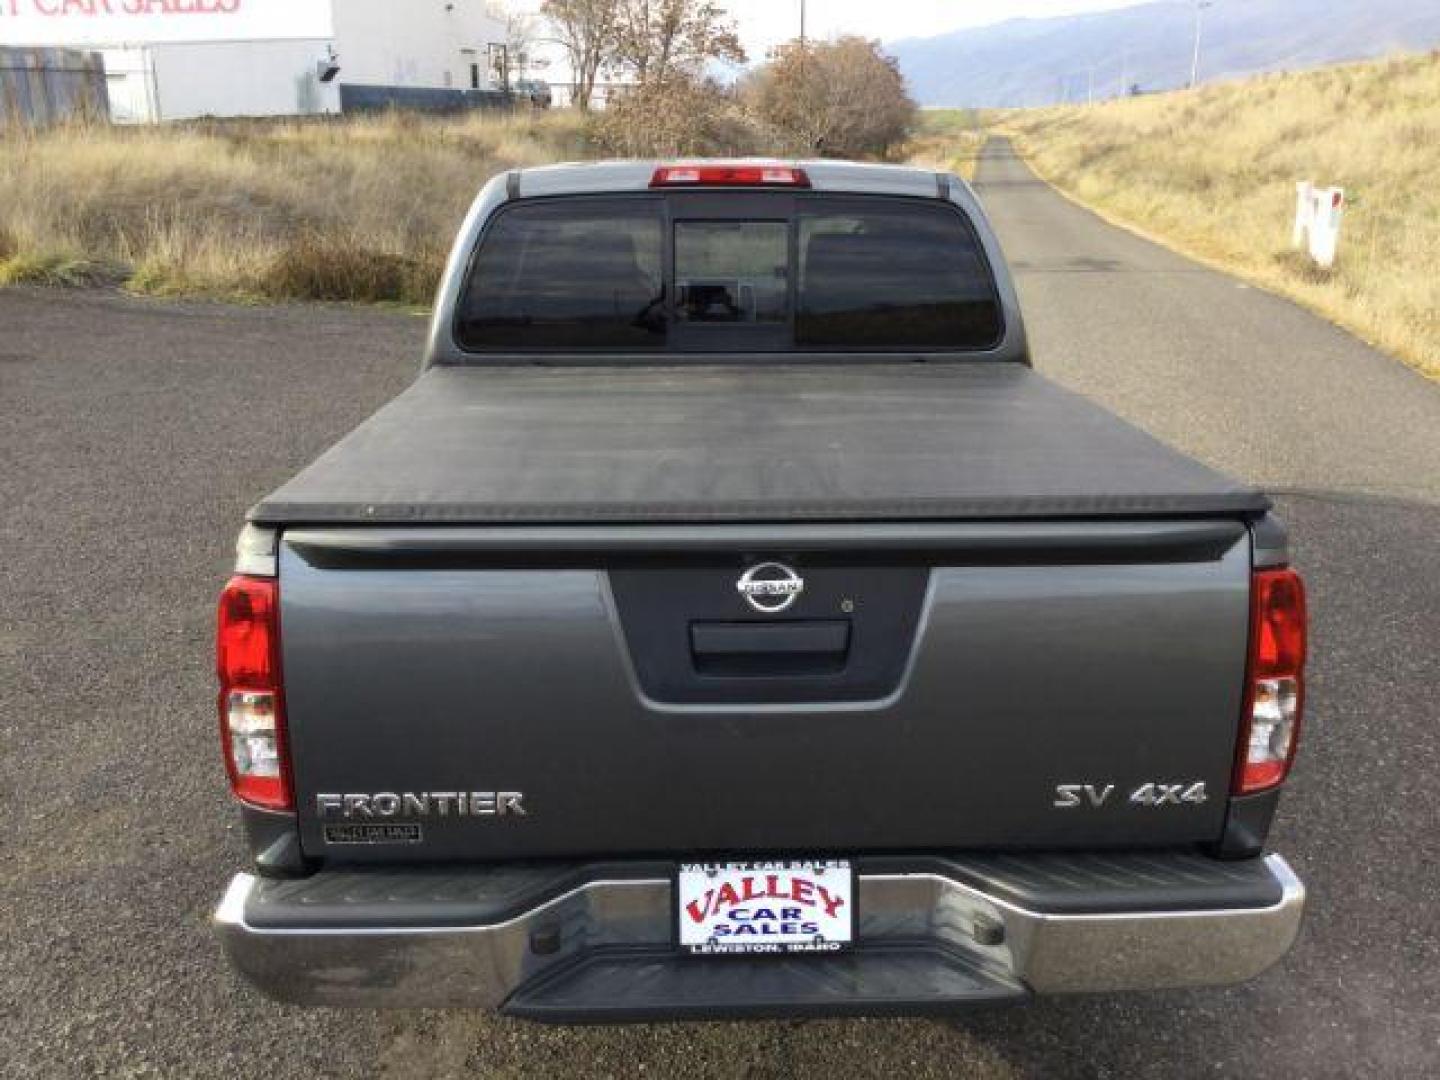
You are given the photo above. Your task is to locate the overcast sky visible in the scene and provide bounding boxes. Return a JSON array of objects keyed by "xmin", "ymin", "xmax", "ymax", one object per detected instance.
[
  {"xmin": 722, "ymin": 0, "xmax": 1152, "ymax": 56},
  {"xmin": 511, "ymin": 1, "xmax": 1155, "ymax": 52}
]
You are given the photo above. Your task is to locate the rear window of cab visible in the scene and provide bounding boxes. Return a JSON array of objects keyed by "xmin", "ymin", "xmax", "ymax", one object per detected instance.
[{"xmin": 455, "ymin": 194, "xmax": 1003, "ymax": 353}]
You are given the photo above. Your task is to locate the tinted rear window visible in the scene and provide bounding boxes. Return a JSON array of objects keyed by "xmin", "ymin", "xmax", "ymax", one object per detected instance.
[
  {"xmin": 456, "ymin": 198, "xmax": 665, "ymax": 350},
  {"xmin": 797, "ymin": 202, "xmax": 1003, "ymax": 348},
  {"xmin": 456, "ymin": 194, "xmax": 1001, "ymax": 352}
]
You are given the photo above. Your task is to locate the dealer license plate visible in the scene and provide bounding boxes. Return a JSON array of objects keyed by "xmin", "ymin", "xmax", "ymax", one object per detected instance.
[{"xmin": 676, "ymin": 859, "xmax": 855, "ymax": 956}]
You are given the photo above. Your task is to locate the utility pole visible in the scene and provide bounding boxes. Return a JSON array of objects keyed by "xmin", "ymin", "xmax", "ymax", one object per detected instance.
[
  {"xmin": 1190, "ymin": 0, "xmax": 1213, "ymax": 89},
  {"xmin": 487, "ymin": 42, "xmax": 511, "ymax": 95},
  {"xmin": 799, "ymin": 0, "xmax": 806, "ymax": 47}
]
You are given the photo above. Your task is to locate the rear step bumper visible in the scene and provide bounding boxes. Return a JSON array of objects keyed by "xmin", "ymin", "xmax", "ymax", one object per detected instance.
[{"xmin": 214, "ymin": 852, "xmax": 1304, "ymax": 1018}]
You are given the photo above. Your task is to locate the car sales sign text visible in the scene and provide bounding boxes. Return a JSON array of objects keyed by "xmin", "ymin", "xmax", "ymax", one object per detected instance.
[
  {"xmin": 677, "ymin": 859, "xmax": 854, "ymax": 955},
  {"xmin": 3, "ymin": 2, "xmax": 243, "ymax": 16},
  {"xmin": 0, "ymin": 1, "xmax": 334, "ymax": 47}
]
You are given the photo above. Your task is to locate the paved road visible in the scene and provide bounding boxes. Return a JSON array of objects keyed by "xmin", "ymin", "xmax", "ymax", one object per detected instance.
[{"xmin": 2, "ymin": 140, "xmax": 1437, "ymax": 1078}]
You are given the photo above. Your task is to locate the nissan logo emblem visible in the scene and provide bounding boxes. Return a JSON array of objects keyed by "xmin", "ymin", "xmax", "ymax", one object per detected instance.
[{"xmin": 737, "ymin": 562, "xmax": 804, "ymax": 614}]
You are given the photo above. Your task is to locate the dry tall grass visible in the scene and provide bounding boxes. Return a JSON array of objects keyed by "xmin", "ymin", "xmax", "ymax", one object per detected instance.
[
  {"xmin": 1, "ymin": 88, "xmax": 930, "ymax": 306},
  {"xmin": 0, "ymin": 110, "xmax": 588, "ymax": 304},
  {"xmin": 904, "ymin": 109, "xmax": 988, "ymax": 180},
  {"xmin": 993, "ymin": 51, "xmax": 1440, "ymax": 379}
]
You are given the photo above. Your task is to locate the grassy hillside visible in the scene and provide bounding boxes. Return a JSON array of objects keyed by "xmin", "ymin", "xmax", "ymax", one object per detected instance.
[
  {"xmin": 0, "ymin": 111, "xmax": 589, "ymax": 305},
  {"xmin": 995, "ymin": 51, "xmax": 1440, "ymax": 378}
]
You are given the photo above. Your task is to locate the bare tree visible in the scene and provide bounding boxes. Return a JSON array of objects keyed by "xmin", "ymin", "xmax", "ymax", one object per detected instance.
[
  {"xmin": 541, "ymin": 0, "xmax": 620, "ymax": 110},
  {"xmin": 486, "ymin": 4, "xmax": 540, "ymax": 83},
  {"xmin": 611, "ymin": 0, "xmax": 745, "ymax": 88},
  {"xmin": 748, "ymin": 37, "xmax": 915, "ymax": 159},
  {"xmin": 595, "ymin": 75, "xmax": 758, "ymax": 157}
]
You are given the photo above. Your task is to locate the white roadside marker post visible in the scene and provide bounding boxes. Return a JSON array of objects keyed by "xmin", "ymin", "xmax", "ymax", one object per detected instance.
[{"xmin": 1293, "ymin": 181, "xmax": 1345, "ymax": 268}]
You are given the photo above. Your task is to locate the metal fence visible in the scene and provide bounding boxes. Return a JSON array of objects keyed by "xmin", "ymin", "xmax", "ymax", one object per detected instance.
[
  {"xmin": 338, "ymin": 84, "xmax": 513, "ymax": 115},
  {"xmin": 1, "ymin": 47, "xmax": 110, "ymax": 130}
]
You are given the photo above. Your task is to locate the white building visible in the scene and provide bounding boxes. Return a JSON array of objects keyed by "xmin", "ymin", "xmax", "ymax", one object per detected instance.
[{"xmin": 0, "ymin": 0, "xmax": 509, "ymax": 123}]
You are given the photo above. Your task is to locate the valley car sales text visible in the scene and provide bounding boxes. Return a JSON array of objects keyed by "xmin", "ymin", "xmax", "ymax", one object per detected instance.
[
  {"xmin": 682, "ymin": 860, "xmax": 849, "ymax": 954},
  {"xmin": 0, "ymin": 1, "xmax": 242, "ymax": 17}
]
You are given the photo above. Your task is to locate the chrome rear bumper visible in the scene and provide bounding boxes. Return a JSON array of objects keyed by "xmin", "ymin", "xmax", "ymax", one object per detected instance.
[{"xmin": 214, "ymin": 853, "xmax": 1304, "ymax": 1013}]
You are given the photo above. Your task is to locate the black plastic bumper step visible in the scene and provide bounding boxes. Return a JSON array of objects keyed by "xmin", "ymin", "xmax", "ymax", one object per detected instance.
[
  {"xmin": 862, "ymin": 850, "xmax": 1288, "ymax": 914},
  {"xmin": 502, "ymin": 945, "xmax": 1027, "ymax": 1023}
]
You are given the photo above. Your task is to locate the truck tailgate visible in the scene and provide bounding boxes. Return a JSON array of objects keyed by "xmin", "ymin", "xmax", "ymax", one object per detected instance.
[{"xmin": 278, "ymin": 519, "xmax": 1252, "ymax": 862}]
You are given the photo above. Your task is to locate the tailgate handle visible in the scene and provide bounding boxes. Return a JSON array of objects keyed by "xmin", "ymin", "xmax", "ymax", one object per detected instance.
[{"xmin": 690, "ymin": 621, "xmax": 850, "ymax": 677}]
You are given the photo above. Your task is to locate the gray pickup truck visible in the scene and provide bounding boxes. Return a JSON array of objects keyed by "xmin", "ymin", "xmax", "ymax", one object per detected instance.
[{"xmin": 213, "ymin": 160, "xmax": 1307, "ymax": 1021}]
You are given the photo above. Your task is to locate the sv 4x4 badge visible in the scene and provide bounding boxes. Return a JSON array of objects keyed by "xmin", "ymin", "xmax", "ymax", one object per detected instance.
[{"xmin": 1054, "ymin": 781, "xmax": 1208, "ymax": 809}]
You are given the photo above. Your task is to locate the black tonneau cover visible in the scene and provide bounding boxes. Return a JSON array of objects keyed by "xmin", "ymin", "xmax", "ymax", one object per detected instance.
[{"xmin": 249, "ymin": 363, "xmax": 1268, "ymax": 525}]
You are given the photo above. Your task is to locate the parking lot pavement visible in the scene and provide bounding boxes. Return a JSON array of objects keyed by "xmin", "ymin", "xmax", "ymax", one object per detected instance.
[{"xmin": 2, "ymin": 145, "xmax": 1437, "ymax": 1078}]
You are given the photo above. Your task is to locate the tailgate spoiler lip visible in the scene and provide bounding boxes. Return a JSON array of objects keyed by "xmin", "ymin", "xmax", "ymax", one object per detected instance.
[
  {"xmin": 249, "ymin": 499, "xmax": 1272, "ymax": 529},
  {"xmin": 280, "ymin": 519, "xmax": 1249, "ymax": 571}
]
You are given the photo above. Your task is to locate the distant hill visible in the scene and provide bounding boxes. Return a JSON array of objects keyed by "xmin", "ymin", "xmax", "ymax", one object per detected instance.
[{"xmin": 891, "ymin": 0, "xmax": 1440, "ymax": 107}]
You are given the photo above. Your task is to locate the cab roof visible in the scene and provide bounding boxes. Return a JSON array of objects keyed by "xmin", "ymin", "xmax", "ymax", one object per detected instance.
[{"xmin": 510, "ymin": 158, "xmax": 958, "ymax": 200}]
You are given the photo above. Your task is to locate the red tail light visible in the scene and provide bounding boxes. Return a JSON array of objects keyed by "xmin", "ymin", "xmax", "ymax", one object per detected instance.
[
  {"xmin": 650, "ymin": 164, "xmax": 811, "ymax": 188},
  {"xmin": 217, "ymin": 575, "xmax": 292, "ymax": 811},
  {"xmin": 1234, "ymin": 568, "xmax": 1307, "ymax": 794}
]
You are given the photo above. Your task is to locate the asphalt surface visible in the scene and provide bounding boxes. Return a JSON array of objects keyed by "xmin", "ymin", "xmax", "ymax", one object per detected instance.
[{"xmin": 2, "ymin": 139, "xmax": 1437, "ymax": 1078}]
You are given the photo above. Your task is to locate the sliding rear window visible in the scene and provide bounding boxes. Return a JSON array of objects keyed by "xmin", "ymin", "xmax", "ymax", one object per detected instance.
[{"xmin": 455, "ymin": 194, "xmax": 1002, "ymax": 353}]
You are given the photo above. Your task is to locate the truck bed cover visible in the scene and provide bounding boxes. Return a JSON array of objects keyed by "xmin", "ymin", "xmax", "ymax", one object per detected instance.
[{"xmin": 248, "ymin": 363, "xmax": 1268, "ymax": 526}]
